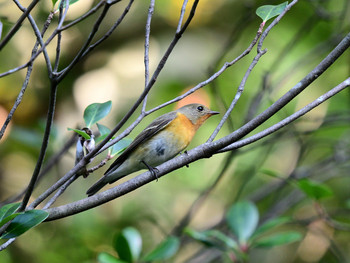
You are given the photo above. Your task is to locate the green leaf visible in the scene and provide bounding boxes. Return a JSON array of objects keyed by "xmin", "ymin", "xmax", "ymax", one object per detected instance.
[
  {"xmin": 1, "ymin": 210, "xmax": 49, "ymax": 239},
  {"xmin": 95, "ymin": 123, "xmax": 131, "ymax": 155},
  {"xmin": 256, "ymin": 2, "xmax": 288, "ymax": 23},
  {"xmin": 253, "ymin": 217, "xmax": 291, "ymax": 238},
  {"xmin": 297, "ymin": 179, "xmax": 333, "ymax": 200},
  {"xmin": 110, "ymin": 139, "xmax": 133, "ymax": 157},
  {"xmin": 97, "ymin": 252, "xmax": 128, "ymax": 263},
  {"xmin": 68, "ymin": 128, "xmax": 91, "ymax": 139},
  {"xmin": 143, "ymin": 236, "xmax": 180, "ymax": 262},
  {"xmin": 0, "ymin": 213, "xmax": 23, "ymax": 229},
  {"xmin": 113, "ymin": 227, "xmax": 142, "ymax": 263},
  {"xmin": 185, "ymin": 228, "xmax": 237, "ymax": 250},
  {"xmin": 52, "ymin": 0, "xmax": 59, "ymax": 7},
  {"xmin": 96, "ymin": 123, "xmax": 111, "ymax": 144},
  {"xmin": 226, "ymin": 201, "xmax": 259, "ymax": 243},
  {"xmin": 84, "ymin": 101, "xmax": 112, "ymax": 128},
  {"xmin": 0, "ymin": 203, "xmax": 21, "ymax": 222},
  {"xmin": 97, "ymin": 123, "xmax": 111, "ymax": 136},
  {"xmin": 253, "ymin": 232, "xmax": 302, "ymax": 248}
]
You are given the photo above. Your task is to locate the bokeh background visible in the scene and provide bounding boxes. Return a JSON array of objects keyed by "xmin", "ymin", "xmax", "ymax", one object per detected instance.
[{"xmin": 0, "ymin": 0, "xmax": 349, "ymax": 262}]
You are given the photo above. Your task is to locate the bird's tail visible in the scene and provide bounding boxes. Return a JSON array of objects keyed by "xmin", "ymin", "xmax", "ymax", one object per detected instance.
[{"xmin": 86, "ymin": 176, "xmax": 108, "ymax": 196}]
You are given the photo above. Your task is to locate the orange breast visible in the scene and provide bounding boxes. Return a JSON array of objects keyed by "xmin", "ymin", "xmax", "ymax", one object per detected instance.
[{"xmin": 165, "ymin": 112, "xmax": 196, "ymax": 148}]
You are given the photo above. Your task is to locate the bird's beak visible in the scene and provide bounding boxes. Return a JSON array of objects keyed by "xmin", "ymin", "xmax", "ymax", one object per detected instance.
[{"xmin": 209, "ymin": 110, "xmax": 220, "ymax": 116}]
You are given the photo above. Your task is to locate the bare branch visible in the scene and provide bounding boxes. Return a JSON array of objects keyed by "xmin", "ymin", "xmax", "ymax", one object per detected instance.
[
  {"xmin": 19, "ymin": 82, "xmax": 58, "ymax": 211},
  {"xmin": 0, "ymin": 12, "xmax": 55, "ymax": 140},
  {"xmin": 208, "ymin": 48, "xmax": 267, "ymax": 142},
  {"xmin": 142, "ymin": 0, "xmax": 155, "ymax": 112},
  {"xmin": 219, "ymin": 77, "xmax": 350, "ymax": 152},
  {"xmin": 44, "ymin": 31, "xmax": 350, "ymax": 221},
  {"xmin": 0, "ymin": 0, "xmax": 40, "ymax": 50}
]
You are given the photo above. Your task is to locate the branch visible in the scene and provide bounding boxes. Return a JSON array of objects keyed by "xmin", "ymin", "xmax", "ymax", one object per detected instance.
[
  {"xmin": 0, "ymin": 134, "xmax": 76, "ymax": 206},
  {"xmin": 28, "ymin": 0, "xmax": 201, "ymax": 209},
  {"xmin": 19, "ymin": 82, "xmax": 58, "ymax": 211},
  {"xmin": 142, "ymin": 0, "xmax": 155, "ymax": 112},
  {"xmin": 208, "ymin": 30, "xmax": 350, "ymax": 153},
  {"xmin": 219, "ymin": 77, "xmax": 350, "ymax": 152},
  {"xmin": 44, "ymin": 31, "xmax": 350, "ymax": 221},
  {"xmin": 0, "ymin": 0, "xmax": 40, "ymax": 50},
  {"xmin": 0, "ymin": 12, "xmax": 54, "ymax": 140},
  {"xmin": 208, "ymin": 48, "xmax": 267, "ymax": 142}
]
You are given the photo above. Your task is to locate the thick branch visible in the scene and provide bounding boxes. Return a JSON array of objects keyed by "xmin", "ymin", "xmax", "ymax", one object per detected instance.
[{"xmin": 45, "ymin": 31, "xmax": 350, "ymax": 221}]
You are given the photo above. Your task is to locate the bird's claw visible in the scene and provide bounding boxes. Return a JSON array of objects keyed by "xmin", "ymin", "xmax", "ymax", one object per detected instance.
[
  {"xmin": 181, "ymin": 151, "xmax": 189, "ymax": 168},
  {"xmin": 142, "ymin": 161, "xmax": 159, "ymax": 181}
]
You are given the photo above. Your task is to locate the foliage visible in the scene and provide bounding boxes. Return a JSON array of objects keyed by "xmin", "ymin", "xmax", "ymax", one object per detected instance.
[
  {"xmin": 256, "ymin": 2, "xmax": 289, "ymax": 23},
  {"xmin": 186, "ymin": 201, "xmax": 302, "ymax": 261},
  {"xmin": 97, "ymin": 227, "xmax": 180, "ymax": 263},
  {"xmin": 0, "ymin": 203, "xmax": 48, "ymax": 239},
  {"xmin": 0, "ymin": 0, "xmax": 349, "ymax": 262}
]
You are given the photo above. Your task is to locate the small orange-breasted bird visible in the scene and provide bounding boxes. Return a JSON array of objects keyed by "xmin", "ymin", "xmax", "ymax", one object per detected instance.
[{"xmin": 86, "ymin": 103, "xmax": 219, "ymax": 196}]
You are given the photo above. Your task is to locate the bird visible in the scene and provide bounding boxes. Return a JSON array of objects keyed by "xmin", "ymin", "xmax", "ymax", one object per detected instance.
[{"xmin": 86, "ymin": 103, "xmax": 219, "ymax": 196}]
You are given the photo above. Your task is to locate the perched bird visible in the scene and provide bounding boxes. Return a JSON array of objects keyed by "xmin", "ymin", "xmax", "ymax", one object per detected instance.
[{"xmin": 86, "ymin": 103, "xmax": 219, "ymax": 196}]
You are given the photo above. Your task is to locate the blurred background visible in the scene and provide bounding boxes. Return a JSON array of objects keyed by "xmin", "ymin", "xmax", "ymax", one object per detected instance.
[{"xmin": 0, "ymin": 0, "xmax": 349, "ymax": 262}]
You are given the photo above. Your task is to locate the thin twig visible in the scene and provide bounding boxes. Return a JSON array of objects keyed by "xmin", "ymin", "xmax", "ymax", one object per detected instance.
[
  {"xmin": 207, "ymin": 30, "xmax": 350, "ymax": 153},
  {"xmin": 257, "ymin": 0, "xmax": 299, "ymax": 52},
  {"xmin": 29, "ymin": 0, "xmax": 201, "ymax": 209},
  {"xmin": 142, "ymin": 0, "xmax": 155, "ymax": 113},
  {"xmin": 59, "ymin": 0, "xmax": 109, "ymax": 31},
  {"xmin": 146, "ymin": 23, "xmax": 265, "ymax": 115},
  {"xmin": 208, "ymin": 48, "xmax": 267, "ymax": 142},
  {"xmin": 0, "ymin": 12, "xmax": 54, "ymax": 140},
  {"xmin": 19, "ymin": 82, "xmax": 58, "ymax": 211},
  {"xmin": 0, "ymin": 0, "xmax": 40, "ymax": 50},
  {"xmin": 43, "ymin": 175, "xmax": 78, "ymax": 209},
  {"xmin": 219, "ymin": 77, "xmax": 350, "ymax": 153},
  {"xmin": 58, "ymin": 0, "xmax": 135, "ymax": 81},
  {"xmin": 44, "ymin": 31, "xmax": 350, "ymax": 221},
  {"xmin": 13, "ymin": 0, "xmax": 53, "ymax": 76},
  {"xmin": 0, "ymin": 134, "xmax": 76, "ymax": 206}
]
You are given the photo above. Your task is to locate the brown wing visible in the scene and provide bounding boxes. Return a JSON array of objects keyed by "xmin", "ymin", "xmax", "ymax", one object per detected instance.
[{"xmin": 104, "ymin": 111, "xmax": 178, "ymax": 175}]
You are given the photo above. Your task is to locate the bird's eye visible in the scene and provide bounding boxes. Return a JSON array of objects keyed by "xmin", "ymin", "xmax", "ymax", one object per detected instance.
[{"xmin": 197, "ymin": 106, "xmax": 204, "ymax": 112}]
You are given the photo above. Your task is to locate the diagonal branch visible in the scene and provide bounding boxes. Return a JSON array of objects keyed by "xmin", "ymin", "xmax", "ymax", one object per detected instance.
[{"xmin": 44, "ymin": 31, "xmax": 350, "ymax": 221}]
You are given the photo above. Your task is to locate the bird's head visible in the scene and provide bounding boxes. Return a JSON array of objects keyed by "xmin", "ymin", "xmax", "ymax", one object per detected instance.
[{"xmin": 177, "ymin": 103, "xmax": 219, "ymax": 129}]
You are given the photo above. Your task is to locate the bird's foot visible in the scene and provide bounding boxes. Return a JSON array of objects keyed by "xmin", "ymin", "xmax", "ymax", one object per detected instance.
[
  {"xmin": 142, "ymin": 161, "xmax": 159, "ymax": 181},
  {"xmin": 180, "ymin": 151, "xmax": 189, "ymax": 168}
]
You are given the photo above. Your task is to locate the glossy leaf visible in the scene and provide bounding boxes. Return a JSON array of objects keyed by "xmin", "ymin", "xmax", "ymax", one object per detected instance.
[
  {"xmin": 97, "ymin": 123, "xmax": 111, "ymax": 135},
  {"xmin": 68, "ymin": 128, "xmax": 91, "ymax": 139},
  {"xmin": 297, "ymin": 179, "xmax": 333, "ymax": 200},
  {"xmin": 110, "ymin": 138, "xmax": 133, "ymax": 157},
  {"xmin": 1, "ymin": 210, "xmax": 49, "ymax": 239},
  {"xmin": 0, "ymin": 203, "xmax": 23, "ymax": 229},
  {"xmin": 256, "ymin": 2, "xmax": 288, "ymax": 22},
  {"xmin": 143, "ymin": 236, "xmax": 179, "ymax": 262},
  {"xmin": 0, "ymin": 213, "xmax": 23, "ymax": 229},
  {"xmin": 95, "ymin": 123, "xmax": 131, "ymax": 156},
  {"xmin": 113, "ymin": 227, "xmax": 142, "ymax": 263},
  {"xmin": 0, "ymin": 203, "xmax": 21, "ymax": 222},
  {"xmin": 97, "ymin": 252, "xmax": 128, "ymax": 263},
  {"xmin": 253, "ymin": 232, "xmax": 302, "ymax": 248},
  {"xmin": 226, "ymin": 201, "xmax": 259, "ymax": 242},
  {"xmin": 84, "ymin": 101, "xmax": 112, "ymax": 128}
]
